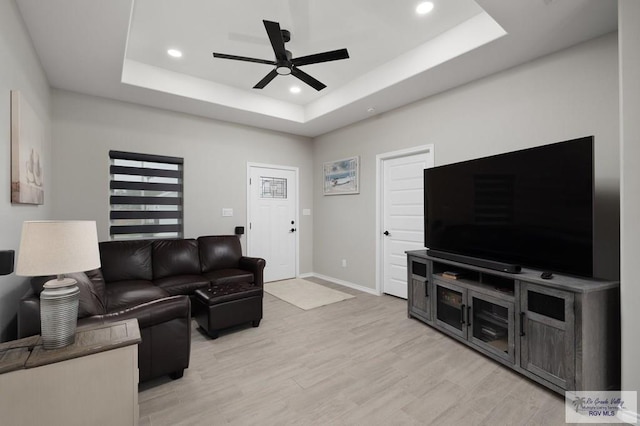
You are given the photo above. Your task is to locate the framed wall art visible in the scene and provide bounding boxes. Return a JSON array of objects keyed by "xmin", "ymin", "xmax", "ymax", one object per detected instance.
[
  {"xmin": 11, "ymin": 90, "xmax": 44, "ymax": 204},
  {"xmin": 323, "ymin": 156, "xmax": 359, "ymax": 195}
]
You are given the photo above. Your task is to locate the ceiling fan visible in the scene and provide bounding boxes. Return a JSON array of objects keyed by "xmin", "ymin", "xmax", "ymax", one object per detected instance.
[{"xmin": 213, "ymin": 20, "xmax": 349, "ymax": 91}]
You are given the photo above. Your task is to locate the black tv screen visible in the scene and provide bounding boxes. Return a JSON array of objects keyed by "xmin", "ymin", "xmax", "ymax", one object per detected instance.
[{"xmin": 424, "ymin": 136, "xmax": 594, "ymax": 277}]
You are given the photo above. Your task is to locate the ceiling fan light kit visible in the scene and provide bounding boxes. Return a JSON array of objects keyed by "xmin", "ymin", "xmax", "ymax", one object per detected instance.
[{"xmin": 213, "ymin": 20, "xmax": 349, "ymax": 91}]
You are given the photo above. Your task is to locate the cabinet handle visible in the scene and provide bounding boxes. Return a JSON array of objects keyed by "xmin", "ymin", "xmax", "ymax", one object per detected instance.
[
  {"xmin": 460, "ymin": 304, "xmax": 466, "ymax": 325},
  {"xmin": 425, "ymin": 280, "xmax": 429, "ymax": 298},
  {"xmin": 520, "ymin": 312, "xmax": 526, "ymax": 337},
  {"xmin": 467, "ymin": 306, "xmax": 471, "ymax": 326}
]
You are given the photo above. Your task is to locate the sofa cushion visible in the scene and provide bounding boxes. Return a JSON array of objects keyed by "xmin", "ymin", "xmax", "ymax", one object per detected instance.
[
  {"xmin": 152, "ymin": 239, "xmax": 201, "ymax": 279},
  {"xmin": 99, "ymin": 240, "xmax": 153, "ymax": 282},
  {"xmin": 71, "ymin": 271, "xmax": 107, "ymax": 317},
  {"xmin": 197, "ymin": 235, "xmax": 242, "ymax": 272},
  {"xmin": 202, "ymin": 268, "xmax": 254, "ymax": 285},
  {"xmin": 154, "ymin": 275, "xmax": 209, "ymax": 296},
  {"xmin": 85, "ymin": 268, "xmax": 107, "ymax": 305},
  {"xmin": 31, "ymin": 272, "xmax": 106, "ymax": 318},
  {"xmin": 105, "ymin": 280, "xmax": 169, "ymax": 312}
]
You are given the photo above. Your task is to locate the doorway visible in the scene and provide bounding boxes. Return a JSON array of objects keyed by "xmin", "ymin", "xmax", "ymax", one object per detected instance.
[
  {"xmin": 247, "ymin": 164, "xmax": 298, "ymax": 282},
  {"xmin": 377, "ymin": 146, "xmax": 434, "ymax": 298}
]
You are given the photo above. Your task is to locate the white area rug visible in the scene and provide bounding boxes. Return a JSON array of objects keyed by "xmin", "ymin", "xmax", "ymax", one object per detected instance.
[{"xmin": 264, "ymin": 279, "xmax": 355, "ymax": 310}]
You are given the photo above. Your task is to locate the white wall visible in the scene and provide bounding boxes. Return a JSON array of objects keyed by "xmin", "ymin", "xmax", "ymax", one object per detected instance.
[
  {"xmin": 51, "ymin": 90, "xmax": 314, "ymax": 274},
  {"xmin": 0, "ymin": 0, "xmax": 53, "ymax": 340},
  {"xmin": 313, "ymin": 33, "xmax": 620, "ymax": 290},
  {"xmin": 619, "ymin": 0, "xmax": 640, "ymax": 400}
]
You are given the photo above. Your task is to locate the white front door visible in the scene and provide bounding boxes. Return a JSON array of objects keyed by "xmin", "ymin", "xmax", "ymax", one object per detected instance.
[
  {"xmin": 247, "ymin": 165, "xmax": 298, "ymax": 282},
  {"xmin": 381, "ymin": 150, "xmax": 433, "ymax": 298}
]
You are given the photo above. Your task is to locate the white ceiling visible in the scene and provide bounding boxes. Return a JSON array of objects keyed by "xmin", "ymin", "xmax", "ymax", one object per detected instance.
[
  {"xmin": 16, "ymin": 0, "xmax": 617, "ymax": 137},
  {"xmin": 127, "ymin": 0, "xmax": 485, "ymax": 105}
]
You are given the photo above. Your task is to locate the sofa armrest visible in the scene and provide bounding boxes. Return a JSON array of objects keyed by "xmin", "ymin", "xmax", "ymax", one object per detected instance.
[
  {"xmin": 239, "ymin": 256, "xmax": 266, "ymax": 287},
  {"xmin": 79, "ymin": 295, "xmax": 191, "ymax": 330},
  {"xmin": 18, "ymin": 292, "xmax": 191, "ymax": 337},
  {"xmin": 80, "ymin": 295, "xmax": 192, "ymax": 382}
]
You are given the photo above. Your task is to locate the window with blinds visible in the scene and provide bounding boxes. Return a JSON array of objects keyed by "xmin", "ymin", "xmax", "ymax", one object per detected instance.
[{"xmin": 109, "ymin": 150, "xmax": 183, "ymax": 240}]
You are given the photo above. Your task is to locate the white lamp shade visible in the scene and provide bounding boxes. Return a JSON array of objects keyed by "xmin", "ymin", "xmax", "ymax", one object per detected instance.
[{"xmin": 16, "ymin": 221, "xmax": 101, "ymax": 276}]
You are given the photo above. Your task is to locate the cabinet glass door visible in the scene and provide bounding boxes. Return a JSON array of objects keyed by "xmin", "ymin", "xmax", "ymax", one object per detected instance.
[
  {"xmin": 469, "ymin": 292, "xmax": 515, "ymax": 363},
  {"xmin": 436, "ymin": 283, "xmax": 465, "ymax": 336}
]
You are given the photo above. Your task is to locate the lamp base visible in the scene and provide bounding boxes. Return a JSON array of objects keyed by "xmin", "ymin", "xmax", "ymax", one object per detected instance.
[{"xmin": 40, "ymin": 277, "xmax": 80, "ymax": 349}]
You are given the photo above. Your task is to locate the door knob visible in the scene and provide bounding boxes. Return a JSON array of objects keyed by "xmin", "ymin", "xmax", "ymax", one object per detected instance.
[
  {"xmin": 290, "ymin": 228, "xmax": 297, "ymax": 233},
  {"xmin": 383, "ymin": 230, "xmax": 390, "ymax": 236}
]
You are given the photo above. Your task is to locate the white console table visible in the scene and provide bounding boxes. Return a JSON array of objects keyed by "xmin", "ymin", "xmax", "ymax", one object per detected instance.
[{"xmin": 0, "ymin": 319, "xmax": 141, "ymax": 426}]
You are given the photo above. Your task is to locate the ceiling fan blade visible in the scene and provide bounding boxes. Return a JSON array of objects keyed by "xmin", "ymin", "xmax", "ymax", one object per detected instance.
[
  {"xmin": 291, "ymin": 67, "xmax": 326, "ymax": 91},
  {"xmin": 263, "ymin": 20, "xmax": 288, "ymax": 62},
  {"xmin": 291, "ymin": 49, "xmax": 350, "ymax": 67},
  {"xmin": 213, "ymin": 53, "xmax": 275, "ymax": 66},
  {"xmin": 253, "ymin": 69, "xmax": 279, "ymax": 89}
]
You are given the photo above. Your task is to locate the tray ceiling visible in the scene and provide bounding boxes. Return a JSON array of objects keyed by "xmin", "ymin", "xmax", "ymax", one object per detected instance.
[{"xmin": 16, "ymin": 0, "xmax": 617, "ymax": 137}]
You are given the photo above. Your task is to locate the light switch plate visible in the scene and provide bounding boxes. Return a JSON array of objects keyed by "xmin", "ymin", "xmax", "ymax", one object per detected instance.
[{"xmin": 222, "ymin": 208, "xmax": 234, "ymax": 217}]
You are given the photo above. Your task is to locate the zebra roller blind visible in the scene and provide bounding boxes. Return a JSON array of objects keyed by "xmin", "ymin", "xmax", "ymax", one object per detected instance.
[{"xmin": 109, "ymin": 150, "xmax": 183, "ymax": 240}]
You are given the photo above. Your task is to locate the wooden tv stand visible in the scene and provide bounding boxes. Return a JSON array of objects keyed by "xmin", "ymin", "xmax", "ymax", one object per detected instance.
[{"xmin": 406, "ymin": 250, "xmax": 620, "ymax": 394}]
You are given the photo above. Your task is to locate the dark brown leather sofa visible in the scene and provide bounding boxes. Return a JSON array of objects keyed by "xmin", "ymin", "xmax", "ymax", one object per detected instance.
[{"xmin": 18, "ymin": 235, "xmax": 265, "ymax": 382}]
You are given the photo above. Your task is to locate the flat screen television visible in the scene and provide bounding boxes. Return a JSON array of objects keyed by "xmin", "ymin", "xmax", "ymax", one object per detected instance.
[{"xmin": 424, "ymin": 136, "xmax": 594, "ymax": 277}]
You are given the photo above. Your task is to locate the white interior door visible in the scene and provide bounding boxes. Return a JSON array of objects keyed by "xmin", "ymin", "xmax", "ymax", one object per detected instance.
[
  {"xmin": 381, "ymin": 151, "xmax": 432, "ymax": 298},
  {"xmin": 248, "ymin": 165, "xmax": 297, "ymax": 282}
]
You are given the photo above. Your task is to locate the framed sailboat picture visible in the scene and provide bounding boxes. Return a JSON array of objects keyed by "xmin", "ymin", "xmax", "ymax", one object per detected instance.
[
  {"xmin": 323, "ymin": 156, "xmax": 359, "ymax": 195},
  {"xmin": 11, "ymin": 90, "xmax": 44, "ymax": 204}
]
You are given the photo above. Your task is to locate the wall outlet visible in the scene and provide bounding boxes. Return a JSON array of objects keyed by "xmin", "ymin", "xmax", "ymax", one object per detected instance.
[
  {"xmin": 341, "ymin": 259, "xmax": 347, "ymax": 268},
  {"xmin": 222, "ymin": 208, "xmax": 233, "ymax": 217}
]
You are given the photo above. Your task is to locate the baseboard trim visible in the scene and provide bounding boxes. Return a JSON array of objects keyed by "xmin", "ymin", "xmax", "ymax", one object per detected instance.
[
  {"xmin": 304, "ymin": 273, "xmax": 381, "ymax": 296},
  {"xmin": 298, "ymin": 273, "xmax": 314, "ymax": 279}
]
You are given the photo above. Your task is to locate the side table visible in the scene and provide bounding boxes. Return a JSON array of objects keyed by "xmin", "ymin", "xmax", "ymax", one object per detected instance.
[{"xmin": 0, "ymin": 319, "xmax": 141, "ymax": 426}]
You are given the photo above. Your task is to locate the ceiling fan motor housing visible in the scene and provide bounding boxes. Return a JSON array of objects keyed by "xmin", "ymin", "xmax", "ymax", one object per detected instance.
[{"xmin": 276, "ymin": 50, "xmax": 293, "ymax": 75}]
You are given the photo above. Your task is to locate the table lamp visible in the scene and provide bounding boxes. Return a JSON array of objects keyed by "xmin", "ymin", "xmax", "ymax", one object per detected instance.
[{"xmin": 16, "ymin": 221, "xmax": 100, "ymax": 349}]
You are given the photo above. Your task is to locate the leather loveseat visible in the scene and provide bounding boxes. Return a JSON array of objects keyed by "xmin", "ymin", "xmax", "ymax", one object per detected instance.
[{"xmin": 18, "ymin": 235, "xmax": 266, "ymax": 382}]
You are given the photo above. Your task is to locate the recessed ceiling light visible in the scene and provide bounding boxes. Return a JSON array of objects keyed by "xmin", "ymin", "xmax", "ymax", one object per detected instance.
[
  {"xmin": 167, "ymin": 49, "xmax": 183, "ymax": 58},
  {"xmin": 290, "ymin": 86, "xmax": 301, "ymax": 94},
  {"xmin": 367, "ymin": 107, "xmax": 376, "ymax": 114},
  {"xmin": 416, "ymin": 2, "xmax": 434, "ymax": 15}
]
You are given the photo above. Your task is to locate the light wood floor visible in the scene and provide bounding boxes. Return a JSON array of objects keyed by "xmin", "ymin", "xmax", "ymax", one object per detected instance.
[{"xmin": 139, "ymin": 278, "xmax": 568, "ymax": 425}]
